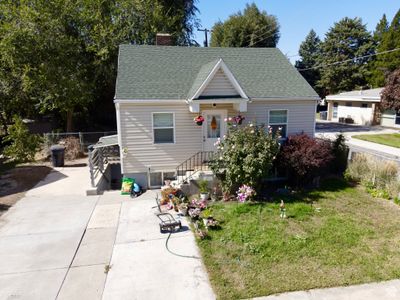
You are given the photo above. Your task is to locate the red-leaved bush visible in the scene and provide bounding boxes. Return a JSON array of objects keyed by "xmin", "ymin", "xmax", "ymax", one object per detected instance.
[{"xmin": 279, "ymin": 134, "xmax": 333, "ymax": 186}]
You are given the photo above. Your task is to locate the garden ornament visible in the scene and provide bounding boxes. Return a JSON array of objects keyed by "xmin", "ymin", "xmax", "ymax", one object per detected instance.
[{"xmin": 280, "ymin": 200, "xmax": 286, "ymax": 218}]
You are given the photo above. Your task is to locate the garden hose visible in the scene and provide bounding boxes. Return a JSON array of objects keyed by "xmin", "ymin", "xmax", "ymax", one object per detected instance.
[{"xmin": 165, "ymin": 230, "xmax": 200, "ymax": 259}]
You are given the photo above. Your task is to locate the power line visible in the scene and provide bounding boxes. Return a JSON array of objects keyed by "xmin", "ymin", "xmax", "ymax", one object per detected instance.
[
  {"xmin": 298, "ymin": 47, "xmax": 400, "ymax": 71},
  {"xmin": 246, "ymin": 27, "xmax": 277, "ymax": 47},
  {"xmin": 242, "ymin": 26, "xmax": 274, "ymax": 45}
]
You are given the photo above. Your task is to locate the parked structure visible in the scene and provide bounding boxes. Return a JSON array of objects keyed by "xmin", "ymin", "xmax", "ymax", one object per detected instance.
[
  {"xmin": 114, "ymin": 45, "xmax": 319, "ymax": 188},
  {"xmin": 325, "ymin": 88, "xmax": 382, "ymax": 125}
]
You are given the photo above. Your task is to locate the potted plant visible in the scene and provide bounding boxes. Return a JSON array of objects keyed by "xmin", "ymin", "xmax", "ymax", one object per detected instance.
[
  {"xmin": 193, "ymin": 115, "xmax": 204, "ymax": 126},
  {"xmin": 198, "ymin": 179, "xmax": 209, "ymax": 200}
]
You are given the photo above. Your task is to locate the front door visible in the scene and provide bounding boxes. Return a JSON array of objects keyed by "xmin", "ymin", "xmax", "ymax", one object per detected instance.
[{"xmin": 203, "ymin": 110, "xmax": 227, "ymax": 151}]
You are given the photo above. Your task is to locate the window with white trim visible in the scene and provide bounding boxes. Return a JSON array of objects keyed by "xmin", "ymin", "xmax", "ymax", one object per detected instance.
[
  {"xmin": 153, "ymin": 113, "xmax": 174, "ymax": 144},
  {"xmin": 268, "ymin": 110, "xmax": 288, "ymax": 138}
]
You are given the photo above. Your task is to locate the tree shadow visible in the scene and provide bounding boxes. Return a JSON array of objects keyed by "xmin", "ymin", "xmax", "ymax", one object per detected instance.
[{"xmin": 262, "ymin": 178, "xmax": 352, "ymax": 205}]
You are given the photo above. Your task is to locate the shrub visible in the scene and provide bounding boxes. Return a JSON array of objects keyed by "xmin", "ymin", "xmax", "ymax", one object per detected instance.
[
  {"xmin": 209, "ymin": 123, "xmax": 280, "ymax": 193},
  {"xmin": 330, "ymin": 133, "xmax": 349, "ymax": 174},
  {"xmin": 198, "ymin": 179, "xmax": 209, "ymax": 194},
  {"xmin": 345, "ymin": 153, "xmax": 400, "ymax": 199},
  {"xmin": 3, "ymin": 116, "xmax": 42, "ymax": 162},
  {"xmin": 279, "ymin": 134, "xmax": 333, "ymax": 187}
]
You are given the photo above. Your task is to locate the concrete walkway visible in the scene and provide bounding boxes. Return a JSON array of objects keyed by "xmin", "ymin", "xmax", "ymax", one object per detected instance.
[{"xmin": 253, "ymin": 279, "xmax": 400, "ymax": 300}]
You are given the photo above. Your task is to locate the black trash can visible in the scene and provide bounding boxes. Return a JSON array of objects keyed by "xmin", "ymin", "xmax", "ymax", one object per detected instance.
[{"xmin": 50, "ymin": 145, "xmax": 65, "ymax": 167}]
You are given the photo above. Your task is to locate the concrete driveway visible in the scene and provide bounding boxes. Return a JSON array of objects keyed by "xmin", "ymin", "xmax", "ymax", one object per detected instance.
[
  {"xmin": 0, "ymin": 165, "xmax": 214, "ymax": 300},
  {"xmin": 0, "ymin": 165, "xmax": 99, "ymax": 299}
]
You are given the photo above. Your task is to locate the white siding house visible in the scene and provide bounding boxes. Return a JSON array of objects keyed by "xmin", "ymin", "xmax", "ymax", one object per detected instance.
[
  {"xmin": 114, "ymin": 45, "xmax": 319, "ymax": 188},
  {"xmin": 325, "ymin": 88, "xmax": 382, "ymax": 125}
]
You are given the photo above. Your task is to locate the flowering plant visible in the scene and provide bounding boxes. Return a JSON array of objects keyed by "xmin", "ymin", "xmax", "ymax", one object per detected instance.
[
  {"xmin": 236, "ymin": 184, "xmax": 255, "ymax": 202},
  {"xmin": 193, "ymin": 115, "xmax": 204, "ymax": 122},
  {"xmin": 233, "ymin": 115, "xmax": 245, "ymax": 124},
  {"xmin": 190, "ymin": 198, "xmax": 207, "ymax": 209},
  {"xmin": 188, "ymin": 207, "xmax": 201, "ymax": 218}
]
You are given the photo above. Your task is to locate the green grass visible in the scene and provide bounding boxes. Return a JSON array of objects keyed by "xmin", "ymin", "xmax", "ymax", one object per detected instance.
[
  {"xmin": 197, "ymin": 179, "xmax": 400, "ymax": 299},
  {"xmin": 352, "ymin": 133, "xmax": 400, "ymax": 148}
]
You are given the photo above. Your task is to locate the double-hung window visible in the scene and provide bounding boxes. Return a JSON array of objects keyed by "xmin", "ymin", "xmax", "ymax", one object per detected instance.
[
  {"xmin": 153, "ymin": 113, "xmax": 174, "ymax": 144},
  {"xmin": 268, "ymin": 110, "xmax": 288, "ymax": 138}
]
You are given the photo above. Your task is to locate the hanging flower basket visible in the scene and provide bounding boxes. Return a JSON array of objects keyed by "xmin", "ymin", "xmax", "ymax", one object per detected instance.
[
  {"xmin": 194, "ymin": 115, "xmax": 204, "ymax": 126},
  {"xmin": 233, "ymin": 115, "xmax": 245, "ymax": 125}
]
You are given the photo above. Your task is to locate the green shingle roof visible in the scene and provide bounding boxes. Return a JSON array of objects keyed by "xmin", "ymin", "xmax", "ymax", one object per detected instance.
[{"xmin": 115, "ymin": 45, "xmax": 319, "ymax": 100}]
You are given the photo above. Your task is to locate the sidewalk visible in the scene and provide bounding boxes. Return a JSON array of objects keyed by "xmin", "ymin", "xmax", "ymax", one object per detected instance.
[{"xmin": 253, "ymin": 279, "xmax": 400, "ymax": 300}]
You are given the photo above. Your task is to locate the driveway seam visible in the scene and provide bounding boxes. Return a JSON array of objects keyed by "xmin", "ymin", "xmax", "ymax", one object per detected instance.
[
  {"xmin": 55, "ymin": 195, "xmax": 101, "ymax": 300},
  {"xmin": 99, "ymin": 202, "xmax": 123, "ymax": 300}
]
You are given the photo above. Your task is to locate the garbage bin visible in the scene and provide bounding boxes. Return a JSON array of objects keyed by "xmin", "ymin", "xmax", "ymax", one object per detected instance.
[{"xmin": 50, "ymin": 145, "xmax": 65, "ymax": 167}]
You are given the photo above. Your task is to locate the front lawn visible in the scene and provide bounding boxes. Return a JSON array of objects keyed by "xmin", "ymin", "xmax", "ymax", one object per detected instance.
[
  {"xmin": 352, "ymin": 133, "xmax": 400, "ymax": 148},
  {"xmin": 197, "ymin": 179, "xmax": 400, "ymax": 299}
]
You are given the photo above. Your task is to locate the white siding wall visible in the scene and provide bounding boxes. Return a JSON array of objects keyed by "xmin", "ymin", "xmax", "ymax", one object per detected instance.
[
  {"xmin": 119, "ymin": 103, "xmax": 202, "ymax": 174},
  {"xmin": 119, "ymin": 99, "xmax": 316, "ymax": 174},
  {"xmin": 381, "ymin": 110, "xmax": 399, "ymax": 127},
  {"xmin": 200, "ymin": 69, "xmax": 239, "ymax": 97},
  {"xmin": 243, "ymin": 100, "xmax": 316, "ymax": 136},
  {"xmin": 336, "ymin": 101, "xmax": 374, "ymax": 125}
]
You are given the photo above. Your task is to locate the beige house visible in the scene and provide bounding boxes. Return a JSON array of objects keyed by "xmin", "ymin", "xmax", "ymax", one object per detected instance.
[
  {"xmin": 325, "ymin": 88, "xmax": 383, "ymax": 125},
  {"xmin": 114, "ymin": 45, "xmax": 319, "ymax": 188}
]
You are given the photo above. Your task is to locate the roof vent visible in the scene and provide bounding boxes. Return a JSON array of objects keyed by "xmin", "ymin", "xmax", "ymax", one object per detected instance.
[{"xmin": 155, "ymin": 33, "xmax": 173, "ymax": 46}]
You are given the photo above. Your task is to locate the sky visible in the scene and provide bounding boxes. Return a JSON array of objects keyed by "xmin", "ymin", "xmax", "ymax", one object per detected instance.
[{"xmin": 194, "ymin": 0, "xmax": 399, "ymax": 63}]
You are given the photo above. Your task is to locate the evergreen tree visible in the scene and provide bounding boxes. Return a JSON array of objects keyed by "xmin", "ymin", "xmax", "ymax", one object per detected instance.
[
  {"xmin": 210, "ymin": 3, "xmax": 279, "ymax": 47},
  {"xmin": 369, "ymin": 9, "xmax": 400, "ymax": 87},
  {"xmin": 318, "ymin": 17, "xmax": 375, "ymax": 94},
  {"xmin": 295, "ymin": 30, "xmax": 323, "ymax": 96},
  {"xmin": 373, "ymin": 14, "xmax": 389, "ymax": 44}
]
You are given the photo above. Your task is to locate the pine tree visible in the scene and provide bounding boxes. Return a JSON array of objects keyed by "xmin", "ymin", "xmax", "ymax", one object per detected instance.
[
  {"xmin": 295, "ymin": 30, "xmax": 323, "ymax": 96},
  {"xmin": 373, "ymin": 14, "xmax": 389, "ymax": 44},
  {"xmin": 318, "ymin": 17, "xmax": 375, "ymax": 94},
  {"xmin": 370, "ymin": 9, "xmax": 400, "ymax": 87}
]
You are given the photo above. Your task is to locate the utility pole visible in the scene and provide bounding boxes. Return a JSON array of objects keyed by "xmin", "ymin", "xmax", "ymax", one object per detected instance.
[{"xmin": 198, "ymin": 28, "xmax": 212, "ymax": 47}]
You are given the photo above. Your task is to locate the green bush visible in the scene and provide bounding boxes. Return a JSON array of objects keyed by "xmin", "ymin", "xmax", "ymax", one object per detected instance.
[
  {"xmin": 209, "ymin": 123, "xmax": 280, "ymax": 193},
  {"xmin": 345, "ymin": 153, "xmax": 399, "ymax": 199},
  {"xmin": 3, "ymin": 116, "xmax": 42, "ymax": 162}
]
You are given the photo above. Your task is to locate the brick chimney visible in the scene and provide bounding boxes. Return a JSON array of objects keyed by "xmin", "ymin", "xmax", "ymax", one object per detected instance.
[{"xmin": 155, "ymin": 33, "xmax": 173, "ymax": 46}]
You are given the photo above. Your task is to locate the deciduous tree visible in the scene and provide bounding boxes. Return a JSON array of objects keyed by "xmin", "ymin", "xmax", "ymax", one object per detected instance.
[
  {"xmin": 210, "ymin": 3, "xmax": 279, "ymax": 47},
  {"xmin": 381, "ymin": 69, "xmax": 400, "ymax": 112}
]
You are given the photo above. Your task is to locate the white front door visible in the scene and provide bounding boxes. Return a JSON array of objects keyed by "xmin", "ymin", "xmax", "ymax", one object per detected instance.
[{"xmin": 202, "ymin": 110, "xmax": 227, "ymax": 151}]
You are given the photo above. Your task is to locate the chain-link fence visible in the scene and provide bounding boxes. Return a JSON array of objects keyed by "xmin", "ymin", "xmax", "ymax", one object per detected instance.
[{"xmin": 43, "ymin": 131, "xmax": 117, "ymax": 153}]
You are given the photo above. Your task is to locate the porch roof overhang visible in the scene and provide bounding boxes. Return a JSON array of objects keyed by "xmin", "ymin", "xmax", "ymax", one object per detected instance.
[{"xmin": 185, "ymin": 98, "xmax": 249, "ymax": 113}]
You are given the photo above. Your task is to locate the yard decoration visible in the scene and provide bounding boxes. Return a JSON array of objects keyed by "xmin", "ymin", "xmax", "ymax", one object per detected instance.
[
  {"xmin": 280, "ymin": 200, "xmax": 286, "ymax": 218},
  {"xmin": 194, "ymin": 115, "xmax": 204, "ymax": 126}
]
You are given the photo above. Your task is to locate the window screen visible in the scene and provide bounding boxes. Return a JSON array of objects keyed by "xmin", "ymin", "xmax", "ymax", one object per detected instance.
[
  {"xmin": 269, "ymin": 110, "xmax": 288, "ymax": 137},
  {"xmin": 153, "ymin": 113, "xmax": 174, "ymax": 143}
]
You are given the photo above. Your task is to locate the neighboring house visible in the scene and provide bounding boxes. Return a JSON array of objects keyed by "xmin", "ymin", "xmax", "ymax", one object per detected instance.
[
  {"xmin": 325, "ymin": 88, "xmax": 383, "ymax": 125},
  {"xmin": 114, "ymin": 45, "xmax": 319, "ymax": 188}
]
